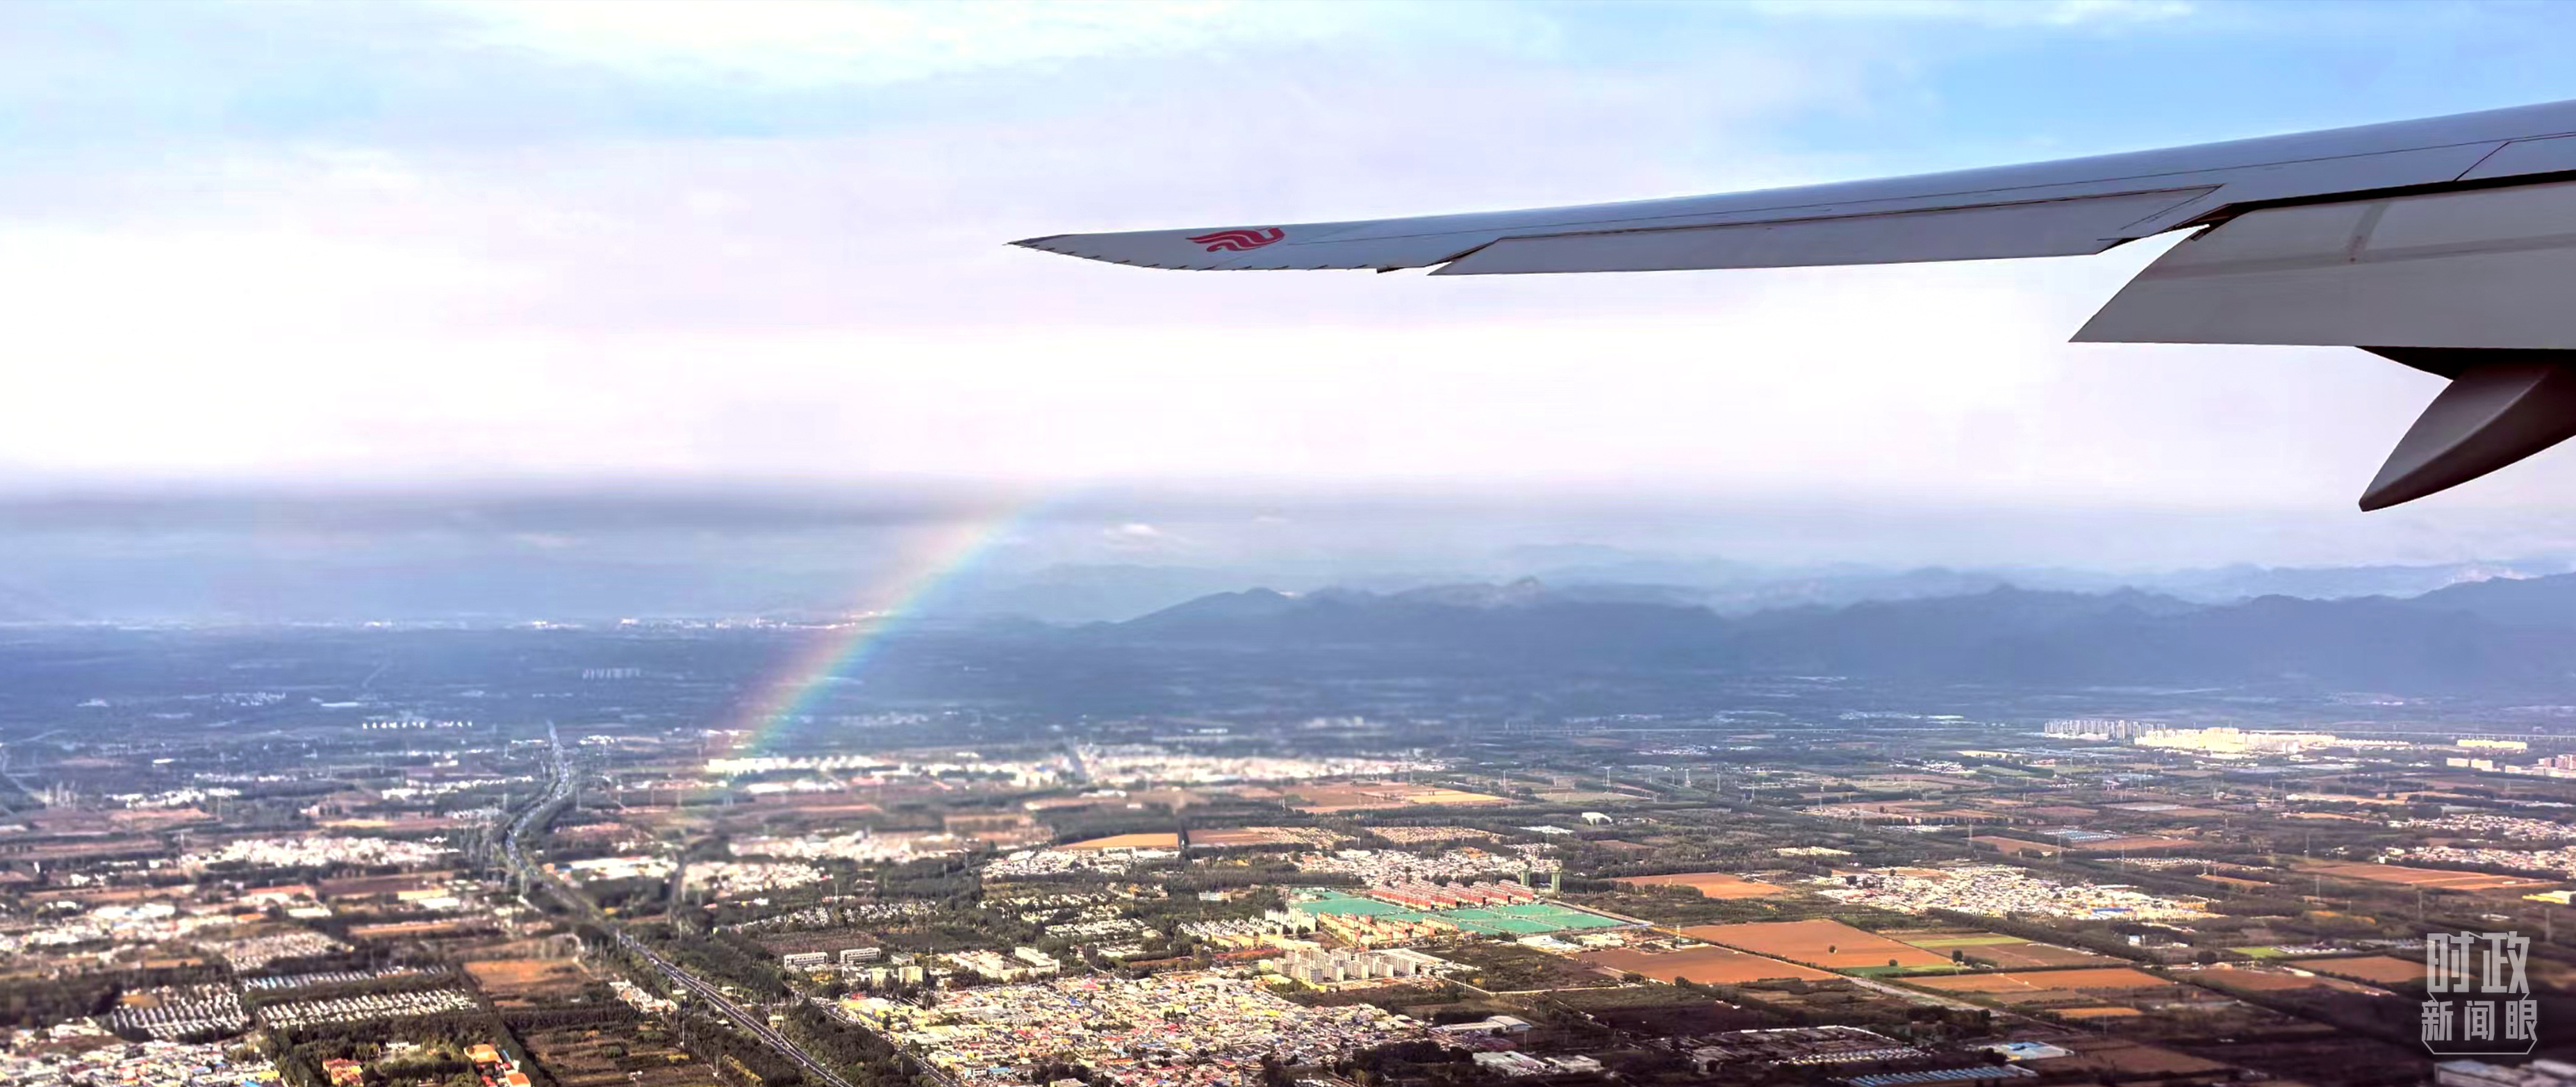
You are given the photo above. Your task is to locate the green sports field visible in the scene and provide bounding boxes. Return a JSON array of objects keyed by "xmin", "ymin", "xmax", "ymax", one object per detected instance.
[{"xmin": 1294, "ymin": 891, "xmax": 1634, "ymax": 933}]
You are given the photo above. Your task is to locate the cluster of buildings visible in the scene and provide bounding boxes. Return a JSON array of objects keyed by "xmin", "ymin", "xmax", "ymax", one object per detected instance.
[
  {"xmin": 2383, "ymin": 844, "xmax": 2576, "ymax": 877},
  {"xmin": 1685, "ymin": 1026, "xmax": 1925, "ymax": 1070},
  {"xmin": 1814, "ymin": 865, "xmax": 2214, "ymax": 922},
  {"xmin": 210, "ymin": 930, "xmax": 348, "ymax": 972},
  {"xmin": 0, "ymin": 1025, "xmax": 275, "ymax": 1087},
  {"xmin": 324, "ymin": 1042, "xmax": 529, "ymax": 1087},
  {"xmin": 1045, "ymin": 913, "xmax": 1152, "ymax": 942},
  {"xmin": 0, "ymin": 901, "xmax": 237, "ymax": 956},
  {"xmin": 1371, "ymin": 826, "xmax": 1500, "ymax": 844},
  {"xmin": 2438, "ymin": 1059, "xmax": 2576, "ymax": 1087},
  {"xmin": 701, "ymin": 751, "xmax": 1064, "ymax": 790},
  {"xmin": 1278, "ymin": 945, "xmax": 1453, "ymax": 986},
  {"xmin": 2133, "ymin": 727, "xmax": 2347, "ymax": 756},
  {"xmin": 607, "ymin": 979, "xmax": 677, "ymax": 1015},
  {"xmin": 181, "ymin": 835, "xmax": 449, "ymax": 870},
  {"xmin": 780, "ymin": 946, "xmax": 935, "ymax": 989},
  {"xmin": 1178, "ymin": 913, "xmax": 1297, "ymax": 949},
  {"xmin": 1471, "ymin": 1051, "xmax": 1603, "ymax": 1077},
  {"xmin": 730, "ymin": 828, "xmax": 970, "ymax": 864},
  {"xmin": 100, "ymin": 985, "xmax": 246, "ymax": 1042},
  {"xmin": 949, "ymin": 947, "xmax": 1065, "ymax": 983},
  {"xmin": 680, "ymin": 860, "xmax": 826, "ymax": 899},
  {"xmin": 240, "ymin": 966, "xmax": 435, "ymax": 992},
  {"xmin": 841, "ymin": 972, "xmax": 1430, "ymax": 1086},
  {"xmin": 723, "ymin": 900, "xmax": 936, "ymax": 935},
  {"xmin": 1362, "ymin": 878, "xmax": 1539, "ymax": 910},
  {"xmin": 1077, "ymin": 746, "xmax": 1430, "ymax": 786},
  {"xmin": 2393, "ymin": 813, "xmax": 2576, "ymax": 840},
  {"xmin": 2041, "ymin": 719, "xmax": 2159, "ymax": 740},
  {"xmin": 261, "ymin": 988, "xmax": 479, "ymax": 1029},
  {"xmin": 985, "ymin": 847, "xmax": 1169, "ymax": 878},
  {"xmin": 2499, "ymin": 753, "xmax": 2576, "ymax": 779},
  {"xmin": 1290, "ymin": 846, "xmax": 1557, "ymax": 884}
]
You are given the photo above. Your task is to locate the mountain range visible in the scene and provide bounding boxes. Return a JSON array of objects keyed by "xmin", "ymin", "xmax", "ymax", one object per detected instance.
[{"xmin": 1084, "ymin": 575, "xmax": 2576, "ymax": 692}]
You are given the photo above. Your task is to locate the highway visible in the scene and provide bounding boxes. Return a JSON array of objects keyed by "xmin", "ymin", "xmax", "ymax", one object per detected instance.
[{"xmin": 502, "ymin": 728, "xmax": 870, "ymax": 1087}]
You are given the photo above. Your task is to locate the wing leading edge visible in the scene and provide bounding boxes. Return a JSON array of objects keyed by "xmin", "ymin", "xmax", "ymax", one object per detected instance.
[{"xmin": 1016, "ymin": 99, "xmax": 2576, "ymax": 509}]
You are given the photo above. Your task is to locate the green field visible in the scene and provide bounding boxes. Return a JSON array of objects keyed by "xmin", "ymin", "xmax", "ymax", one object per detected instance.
[
  {"xmin": 1294, "ymin": 891, "xmax": 1635, "ymax": 934},
  {"xmin": 2230, "ymin": 946, "xmax": 2289, "ymax": 958}
]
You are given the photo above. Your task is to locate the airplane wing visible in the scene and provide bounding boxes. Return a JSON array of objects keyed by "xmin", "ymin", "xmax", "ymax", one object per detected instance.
[{"xmin": 1015, "ymin": 99, "xmax": 2576, "ymax": 509}]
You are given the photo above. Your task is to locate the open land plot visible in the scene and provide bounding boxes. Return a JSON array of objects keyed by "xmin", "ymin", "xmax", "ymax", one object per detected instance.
[
  {"xmin": 1679, "ymin": 919, "xmax": 1951, "ymax": 972},
  {"xmin": 1546, "ymin": 985, "xmax": 1772, "ymax": 1035},
  {"xmin": 2302, "ymin": 861, "xmax": 2558, "ymax": 892},
  {"xmin": 1969, "ymin": 836, "xmax": 2060, "ymax": 857},
  {"xmin": 1284, "ymin": 783, "xmax": 1508, "ymax": 814},
  {"xmin": 1886, "ymin": 930, "xmax": 2122, "ymax": 969},
  {"xmin": 464, "ymin": 958, "xmax": 590, "ymax": 1003},
  {"xmin": 2293, "ymin": 955, "xmax": 2423, "ymax": 986},
  {"xmin": 522, "ymin": 1023, "xmax": 706, "ymax": 1087},
  {"xmin": 1059, "ymin": 832, "xmax": 1181, "ymax": 851},
  {"xmin": 2180, "ymin": 1036, "xmax": 2431, "ymax": 1087},
  {"xmin": 1910, "ymin": 967, "xmax": 2172, "ymax": 997},
  {"xmin": 1580, "ymin": 945, "xmax": 1835, "ymax": 985},
  {"xmin": 2052, "ymin": 1006, "xmax": 2146, "ymax": 1019},
  {"xmin": 2180, "ymin": 966, "xmax": 2393, "ymax": 997},
  {"xmin": 2026, "ymin": 1037, "xmax": 2233, "ymax": 1078},
  {"xmin": 1426, "ymin": 943, "xmax": 1622, "ymax": 990},
  {"xmin": 1615, "ymin": 872, "xmax": 1786, "ymax": 899}
]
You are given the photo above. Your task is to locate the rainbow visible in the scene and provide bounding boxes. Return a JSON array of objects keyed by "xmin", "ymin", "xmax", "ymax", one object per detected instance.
[{"xmin": 716, "ymin": 494, "xmax": 1043, "ymax": 761}]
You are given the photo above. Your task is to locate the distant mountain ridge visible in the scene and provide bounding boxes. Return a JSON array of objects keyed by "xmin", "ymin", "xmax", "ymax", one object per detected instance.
[{"xmin": 1098, "ymin": 575, "xmax": 2576, "ymax": 691}]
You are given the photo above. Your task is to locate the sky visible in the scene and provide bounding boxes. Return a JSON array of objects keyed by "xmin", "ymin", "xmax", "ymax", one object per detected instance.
[{"xmin": 10, "ymin": 0, "xmax": 2576, "ymax": 576}]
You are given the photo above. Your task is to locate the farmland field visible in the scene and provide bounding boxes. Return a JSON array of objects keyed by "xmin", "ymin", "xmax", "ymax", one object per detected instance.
[
  {"xmin": 522, "ymin": 1023, "xmax": 706, "ymax": 1087},
  {"xmin": 2301, "ymin": 861, "xmax": 2557, "ymax": 892},
  {"xmin": 1283, "ymin": 783, "xmax": 1509, "ymax": 814},
  {"xmin": 1679, "ymin": 919, "xmax": 1951, "ymax": 972},
  {"xmin": 2180, "ymin": 966, "xmax": 2393, "ymax": 997},
  {"xmin": 2294, "ymin": 955, "xmax": 2424, "ymax": 986},
  {"xmin": 464, "ymin": 958, "xmax": 588, "ymax": 1004},
  {"xmin": 1885, "ymin": 929, "xmax": 2122, "ymax": 969},
  {"xmin": 1910, "ymin": 967, "xmax": 2172, "ymax": 996},
  {"xmin": 1616, "ymin": 872, "xmax": 1786, "ymax": 900}
]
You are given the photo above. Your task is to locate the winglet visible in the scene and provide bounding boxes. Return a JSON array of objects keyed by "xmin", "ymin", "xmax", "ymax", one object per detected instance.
[{"xmin": 2360, "ymin": 354, "xmax": 2576, "ymax": 510}]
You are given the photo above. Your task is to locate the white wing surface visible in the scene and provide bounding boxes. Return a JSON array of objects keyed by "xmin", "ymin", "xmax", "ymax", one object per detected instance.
[{"xmin": 1016, "ymin": 99, "xmax": 2576, "ymax": 509}]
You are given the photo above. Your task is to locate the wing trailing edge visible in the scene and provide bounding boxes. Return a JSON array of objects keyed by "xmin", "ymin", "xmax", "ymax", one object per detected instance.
[{"xmin": 1016, "ymin": 98, "xmax": 2576, "ymax": 507}]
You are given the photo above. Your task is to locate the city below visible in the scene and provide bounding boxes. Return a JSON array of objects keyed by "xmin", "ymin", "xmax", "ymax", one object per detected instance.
[{"xmin": 3, "ymin": 618, "xmax": 2576, "ymax": 1087}]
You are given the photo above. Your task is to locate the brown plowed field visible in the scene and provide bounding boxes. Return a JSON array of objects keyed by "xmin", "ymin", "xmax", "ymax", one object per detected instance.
[
  {"xmin": 1680, "ymin": 919, "xmax": 1949, "ymax": 971},
  {"xmin": 2295, "ymin": 955, "xmax": 2423, "ymax": 986},
  {"xmin": 1617, "ymin": 873, "xmax": 1785, "ymax": 899},
  {"xmin": 2302, "ymin": 861, "xmax": 2556, "ymax": 892}
]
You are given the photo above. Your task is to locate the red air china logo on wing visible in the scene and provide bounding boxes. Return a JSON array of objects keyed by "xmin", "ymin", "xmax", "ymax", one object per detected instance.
[{"xmin": 1187, "ymin": 227, "xmax": 1285, "ymax": 252}]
